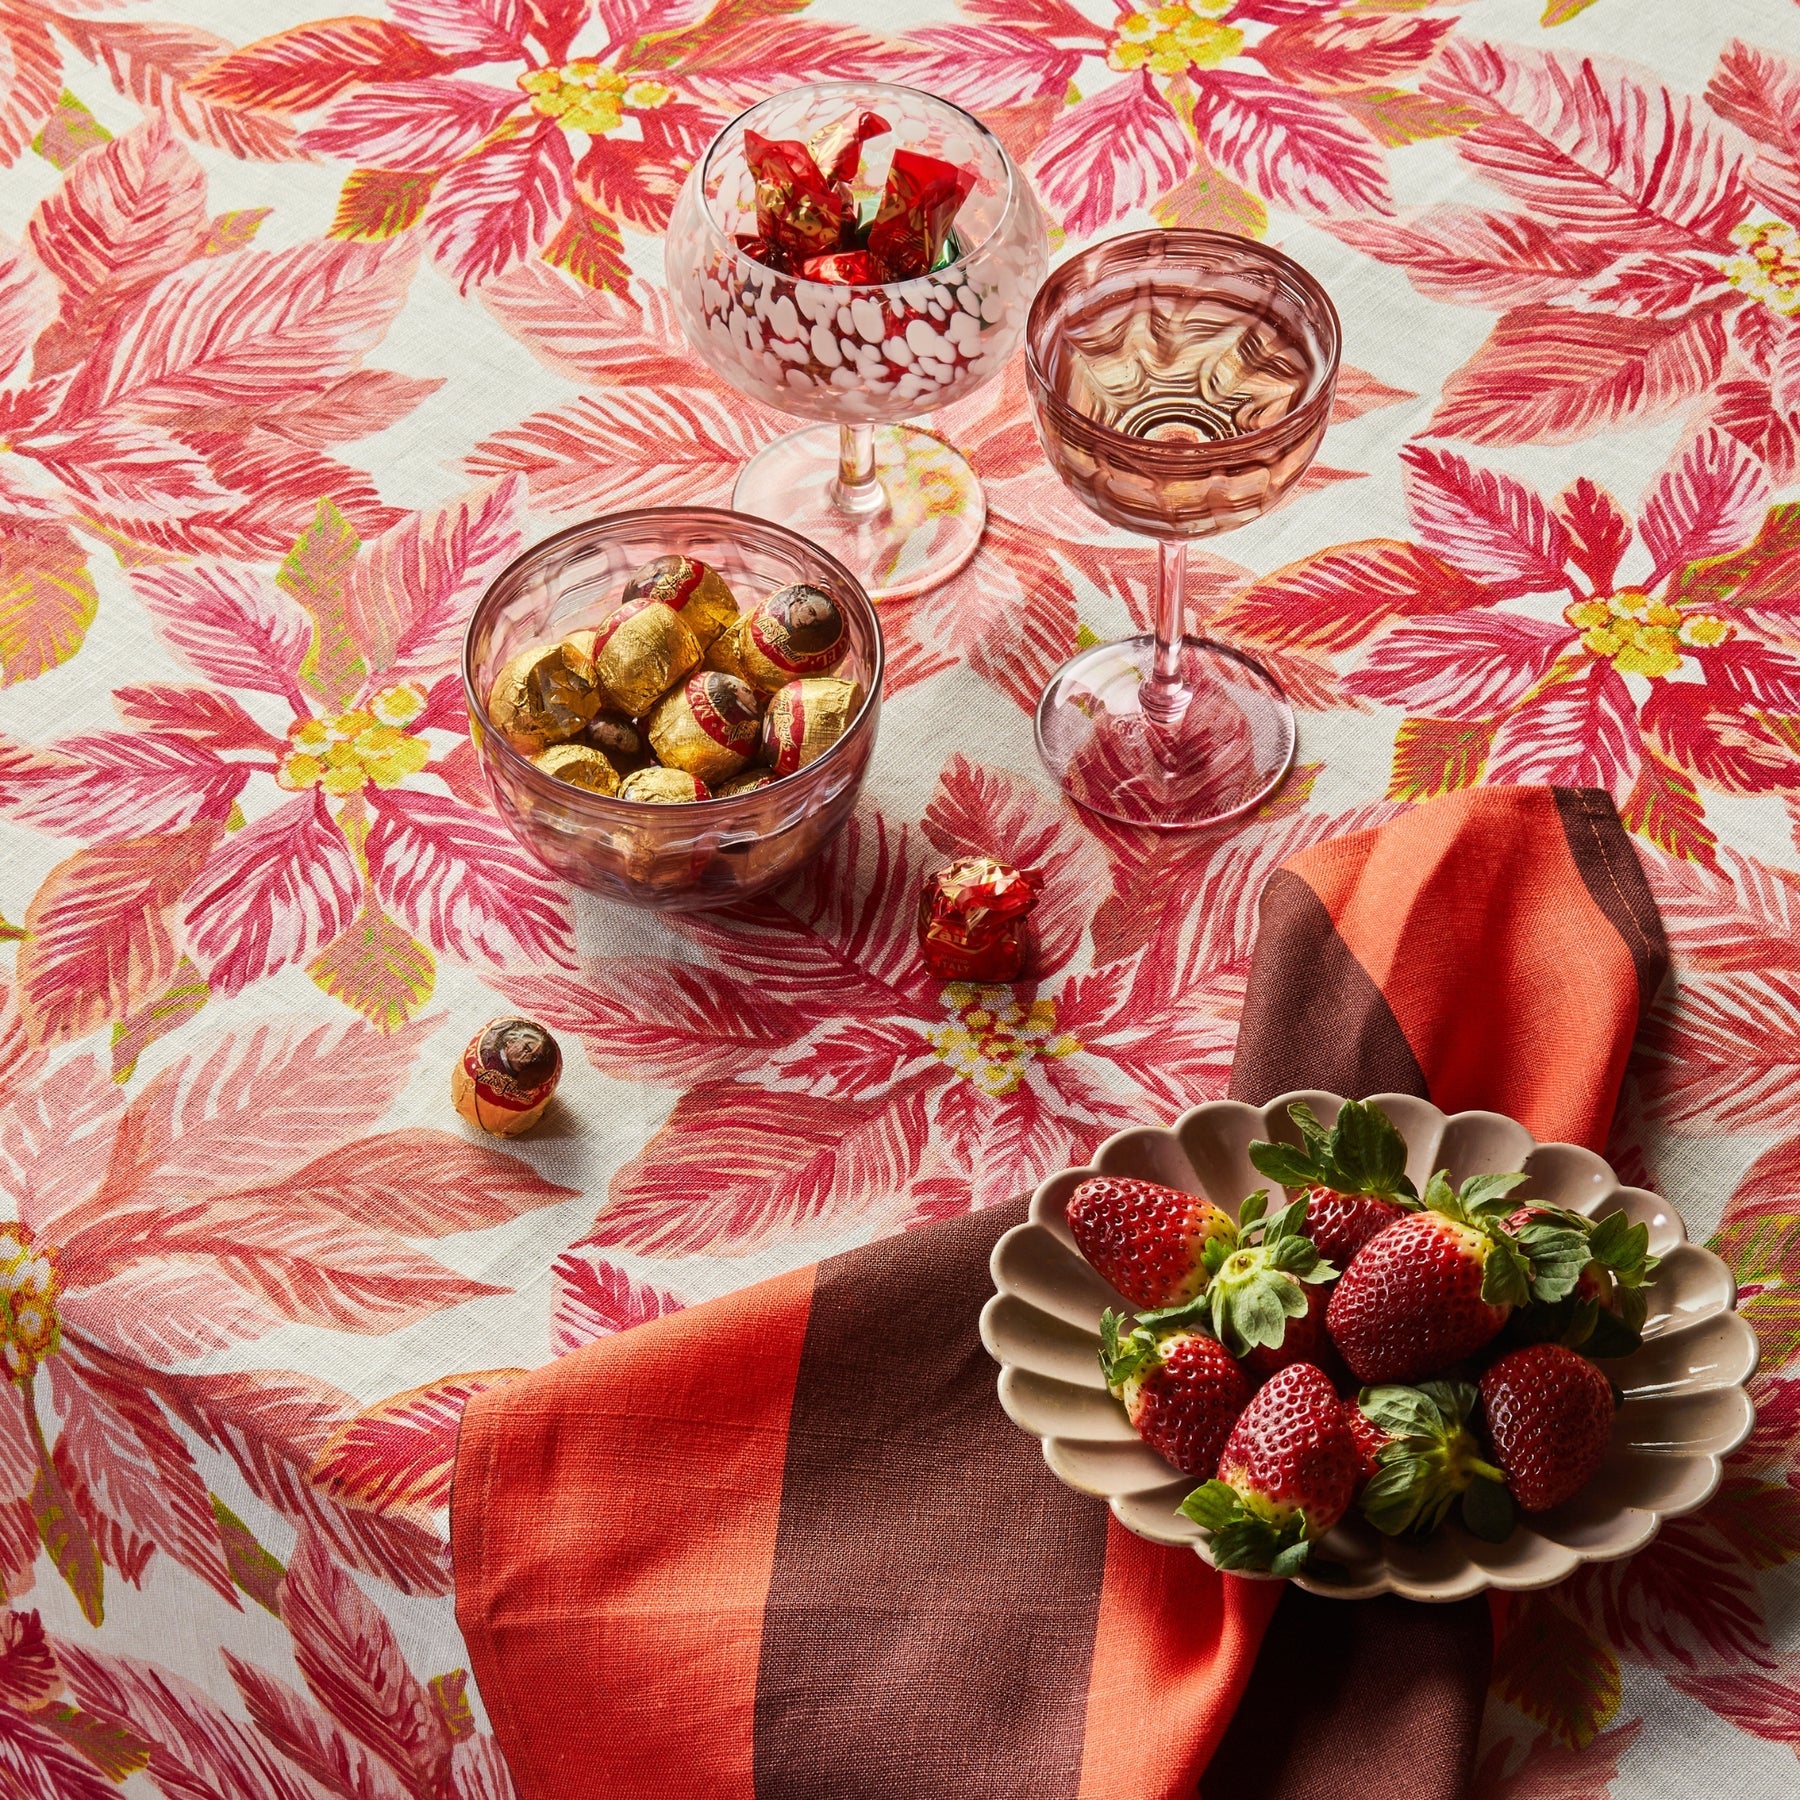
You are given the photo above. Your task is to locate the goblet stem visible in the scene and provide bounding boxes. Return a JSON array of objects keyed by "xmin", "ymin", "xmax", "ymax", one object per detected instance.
[
  {"xmin": 831, "ymin": 423, "xmax": 885, "ymax": 517},
  {"xmin": 1142, "ymin": 537, "xmax": 1192, "ymax": 729}
]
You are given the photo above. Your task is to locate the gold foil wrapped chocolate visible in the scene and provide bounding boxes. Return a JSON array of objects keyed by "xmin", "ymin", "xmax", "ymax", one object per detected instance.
[
  {"xmin": 648, "ymin": 672, "xmax": 764, "ymax": 785},
  {"xmin": 595, "ymin": 601, "xmax": 701, "ymax": 717},
  {"xmin": 452, "ymin": 1016, "xmax": 562, "ymax": 1137},
  {"xmin": 621, "ymin": 555, "xmax": 739, "ymax": 651},
  {"xmin": 715, "ymin": 769, "xmax": 776, "ymax": 797},
  {"xmin": 619, "ymin": 765, "xmax": 712, "ymax": 804},
  {"xmin": 532, "ymin": 742, "xmax": 621, "ymax": 795},
  {"xmin": 762, "ymin": 676, "xmax": 863, "ymax": 775},
  {"xmin": 489, "ymin": 641, "xmax": 601, "ymax": 753},
  {"xmin": 582, "ymin": 708, "xmax": 650, "ymax": 770},
  {"xmin": 735, "ymin": 584, "xmax": 850, "ymax": 691}
]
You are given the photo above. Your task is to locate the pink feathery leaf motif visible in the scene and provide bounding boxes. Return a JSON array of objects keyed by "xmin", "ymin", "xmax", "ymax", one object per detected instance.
[
  {"xmin": 0, "ymin": 729, "xmax": 248, "ymax": 838},
  {"xmin": 1193, "ymin": 67, "xmax": 1391, "ymax": 214},
  {"xmin": 300, "ymin": 76, "xmax": 523, "ymax": 168},
  {"xmin": 111, "ymin": 684, "xmax": 289, "ymax": 758},
  {"xmin": 1641, "ymin": 680, "xmax": 1799, "ymax": 796},
  {"xmin": 1399, "ymin": 442, "xmax": 1573, "ymax": 593},
  {"xmin": 1637, "ymin": 427, "xmax": 1773, "ymax": 581},
  {"xmin": 309, "ymin": 1371, "xmax": 526, "ymax": 1514},
  {"xmin": 888, "ymin": 23, "xmax": 1087, "ymax": 109},
  {"xmin": 1031, "ymin": 71, "xmax": 1195, "ymax": 235},
  {"xmin": 0, "ymin": 1706, "xmax": 119, "ymax": 1800},
  {"xmin": 550, "ymin": 1251, "xmax": 683, "ymax": 1355},
  {"xmin": 187, "ymin": 20, "xmax": 455, "ymax": 114},
  {"xmin": 478, "ymin": 265, "xmax": 696, "ymax": 387},
  {"xmin": 0, "ymin": 12, "xmax": 60, "ymax": 170},
  {"xmin": 1327, "ymin": 207, "xmax": 1608, "ymax": 309},
  {"xmin": 225, "ymin": 1651, "xmax": 412, "ymax": 1800},
  {"xmin": 1487, "ymin": 661, "xmax": 1643, "ymax": 797},
  {"xmin": 1705, "ymin": 39, "xmax": 1800, "ymax": 219},
  {"xmin": 426, "ymin": 117, "xmax": 573, "ymax": 291},
  {"xmin": 0, "ymin": 1052, "xmax": 124, "ymax": 1235},
  {"xmin": 0, "ymin": 1611, "xmax": 59, "ymax": 1710},
  {"xmin": 129, "ymin": 560, "xmax": 314, "ymax": 698},
  {"xmin": 392, "ymin": 0, "xmax": 534, "ymax": 61},
  {"xmin": 1344, "ymin": 612, "xmax": 1573, "ymax": 716},
  {"xmin": 1555, "ymin": 477, "xmax": 1634, "ymax": 592},
  {"xmin": 1248, "ymin": 12, "xmax": 1455, "ymax": 94}
]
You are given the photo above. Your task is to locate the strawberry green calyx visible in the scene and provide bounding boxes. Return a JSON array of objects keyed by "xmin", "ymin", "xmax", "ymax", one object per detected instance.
[
  {"xmin": 1248, "ymin": 1100, "xmax": 1419, "ymax": 1203},
  {"xmin": 1355, "ymin": 1381, "xmax": 1515, "ymax": 1543},
  {"xmin": 1416, "ymin": 1169, "xmax": 1554, "ymax": 1309},
  {"xmin": 1180, "ymin": 1480, "xmax": 1315, "ymax": 1577},
  {"xmin": 1505, "ymin": 1202, "xmax": 1658, "ymax": 1355},
  {"xmin": 1201, "ymin": 1191, "xmax": 1336, "ymax": 1355},
  {"xmin": 1098, "ymin": 1296, "xmax": 1210, "ymax": 1391}
]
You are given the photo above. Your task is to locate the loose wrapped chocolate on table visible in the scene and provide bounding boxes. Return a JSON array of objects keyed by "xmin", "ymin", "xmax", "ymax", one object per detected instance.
[
  {"xmin": 762, "ymin": 676, "xmax": 862, "ymax": 775},
  {"xmin": 489, "ymin": 641, "xmax": 601, "ymax": 754},
  {"xmin": 621, "ymin": 555, "xmax": 740, "ymax": 651},
  {"xmin": 647, "ymin": 671, "xmax": 765, "ymax": 786},
  {"xmin": 594, "ymin": 601, "xmax": 702, "ymax": 717},
  {"xmin": 452, "ymin": 1015, "xmax": 562, "ymax": 1137},
  {"xmin": 917, "ymin": 855, "xmax": 1044, "ymax": 982}
]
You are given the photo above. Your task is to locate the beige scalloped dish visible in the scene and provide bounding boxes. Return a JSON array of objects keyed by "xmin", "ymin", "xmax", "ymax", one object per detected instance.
[{"xmin": 981, "ymin": 1091, "xmax": 1758, "ymax": 1601}]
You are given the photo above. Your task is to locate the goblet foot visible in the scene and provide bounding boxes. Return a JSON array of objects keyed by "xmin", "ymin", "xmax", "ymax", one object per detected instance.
[
  {"xmin": 731, "ymin": 424, "xmax": 985, "ymax": 602},
  {"xmin": 1036, "ymin": 636, "xmax": 1296, "ymax": 830}
]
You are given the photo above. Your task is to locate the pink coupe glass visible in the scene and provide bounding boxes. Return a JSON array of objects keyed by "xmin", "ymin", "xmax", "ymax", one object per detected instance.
[
  {"xmin": 667, "ymin": 81, "xmax": 1047, "ymax": 601},
  {"xmin": 1025, "ymin": 230, "xmax": 1341, "ymax": 830}
]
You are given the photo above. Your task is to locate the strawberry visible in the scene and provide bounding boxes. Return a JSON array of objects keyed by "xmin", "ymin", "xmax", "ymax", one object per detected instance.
[
  {"xmin": 1325, "ymin": 1167, "xmax": 1564, "ymax": 1383},
  {"xmin": 1099, "ymin": 1306, "xmax": 1250, "ymax": 1479},
  {"xmin": 1349, "ymin": 1381, "xmax": 1514, "ymax": 1541},
  {"xmin": 1249, "ymin": 1099, "xmax": 1417, "ymax": 1268},
  {"xmin": 1479, "ymin": 1344, "xmax": 1617, "ymax": 1512},
  {"xmin": 1240, "ymin": 1283, "xmax": 1326, "ymax": 1379},
  {"xmin": 1178, "ymin": 1363, "xmax": 1357, "ymax": 1575},
  {"xmin": 1199, "ymin": 1190, "xmax": 1335, "ymax": 1364},
  {"xmin": 1501, "ymin": 1202, "xmax": 1658, "ymax": 1358},
  {"xmin": 1067, "ymin": 1176, "xmax": 1236, "ymax": 1309}
]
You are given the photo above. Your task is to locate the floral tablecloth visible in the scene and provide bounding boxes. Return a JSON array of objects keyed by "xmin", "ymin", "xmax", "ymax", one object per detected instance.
[{"xmin": 0, "ymin": 0, "xmax": 1796, "ymax": 1793}]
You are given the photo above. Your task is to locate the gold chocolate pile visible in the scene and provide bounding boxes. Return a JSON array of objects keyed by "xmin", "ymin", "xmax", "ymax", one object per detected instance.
[{"xmin": 489, "ymin": 553, "xmax": 864, "ymax": 804}]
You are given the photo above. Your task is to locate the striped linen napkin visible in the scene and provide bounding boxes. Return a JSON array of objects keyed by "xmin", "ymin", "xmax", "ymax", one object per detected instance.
[{"xmin": 452, "ymin": 783, "xmax": 1665, "ymax": 1800}]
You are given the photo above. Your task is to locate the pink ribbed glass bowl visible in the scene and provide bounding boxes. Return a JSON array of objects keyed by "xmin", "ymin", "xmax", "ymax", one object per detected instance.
[{"xmin": 462, "ymin": 507, "xmax": 882, "ymax": 911}]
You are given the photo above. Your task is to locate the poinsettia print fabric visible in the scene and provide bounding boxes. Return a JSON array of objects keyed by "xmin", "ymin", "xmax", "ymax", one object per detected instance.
[{"xmin": 0, "ymin": 0, "xmax": 1796, "ymax": 1793}]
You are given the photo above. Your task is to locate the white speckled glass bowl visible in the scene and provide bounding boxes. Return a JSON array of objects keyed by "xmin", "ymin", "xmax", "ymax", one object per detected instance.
[{"xmin": 981, "ymin": 1091, "xmax": 1758, "ymax": 1601}]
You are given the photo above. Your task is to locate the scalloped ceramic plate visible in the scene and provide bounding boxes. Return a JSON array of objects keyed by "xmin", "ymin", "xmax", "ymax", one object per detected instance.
[{"xmin": 981, "ymin": 1091, "xmax": 1758, "ymax": 1601}]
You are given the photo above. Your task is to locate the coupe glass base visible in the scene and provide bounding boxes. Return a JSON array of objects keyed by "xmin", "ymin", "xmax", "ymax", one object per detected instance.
[
  {"xmin": 1035, "ymin": 636, "xmax": 1296, "ymax": 830},
  {"xmin": 731, "ymin": 424, "xmax": 985, "ymax": 602}
]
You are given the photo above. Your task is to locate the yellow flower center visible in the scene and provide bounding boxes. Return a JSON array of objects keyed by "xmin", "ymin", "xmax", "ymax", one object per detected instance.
[
  {"xmin": 277, "ymin": 684, "xmax": 432, "ymax": 796},
  {"xmin": 1563, "ymin": 589, "xmax": 1735, "ymax": 679},
  {"xmin": 518, "ymin": 60, "xmax": 674, "ymax": 135},
  {"xmin": 0, "ymin": 1226, "xmax": 60, "ymax": 1383},
  {"xmin": 1722, "ymin": 219, "xmax": 1800, "ymax": 317},
  {"xmin": 926, "ymin": 984, "xmax": 1081, "ymax": 1098},
  {"xmin": 1108, "ymin": 1, "xmax": 1243, "ymax": 76}
]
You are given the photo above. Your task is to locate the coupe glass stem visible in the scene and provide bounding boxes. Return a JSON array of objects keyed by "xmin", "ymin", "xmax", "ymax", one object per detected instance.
[
  {"xmin": 831, "ymin": 423, "xmax": 885, "ymax": 517},
  {"xmin": 1142, "ymin": 537, "xmax": 1191, "ymax": 729}
]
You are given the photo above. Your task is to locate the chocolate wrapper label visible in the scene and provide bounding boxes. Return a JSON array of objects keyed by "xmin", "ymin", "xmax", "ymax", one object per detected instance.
[
  {"xmin": 740, "ymin": 583, "xmax": 849, "ymax": 689},
  {"xmin": 583, "ymin": 709, "xmax": 648, "ymax": 766},
  {"xmin": 489, "ymin": 642, "xmax": 601, "ymax": 754},
  {"xmin": 917, "ymin": 855, "xmax": 1045, "ymax": 982},
  {"xmin": 452, "ymin": 1015, "xmax": 562, "ymax": 1137},
  {"xmin": 762, "ymin": 675, "xmax": 862, "ymax": 775},
  {"xmin": 621, "ymin": 554, "xmax": 739, "ymax": 651},
  {"xmin": 595, "ymin": 600, "xmax": 701, "ymax": 717},
  {"xmin": 647, "ymin": 672, "xmax": 763, "ymax": 784}
]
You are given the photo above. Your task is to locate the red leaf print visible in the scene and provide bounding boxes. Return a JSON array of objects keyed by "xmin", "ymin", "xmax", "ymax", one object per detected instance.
[
  {"xmin": 576, "ymin": 101, "xmax": 714, "ymax": 235},
  {"xmin": 346, "ymin": 477, "xmax": 525, "ymax": 678},
  {"xmin": 1487, "ymin": 661, "xmax": 1642, "ymax": 797},
  {"xmin": 264, "ymin": 368, "xmax": 444, "ymax": 451},
  {"xmin": 550, "ymin": 1251, "xmax": 683, "ymax": 1355},
  {"xmin": 1554, "ymin": 477, "xmax": 1634, "ymax": 592},
  {"xmin": 1705, "ymin": 40, "xmax": 1800, "ymax": 220},
  {"xmin": 425, "ymin": 117, "xmax": 573, "ymax": 292},
  {"xmin": 1193, "ymin": 68, "xmax": 1390, "ymax": 214},
  {"xmin": 62, "ymin": 1263, "xmax": 288, "ymax": 1366},
  {"xmin": 25, "ymin": 116, "xmax": 207, "ymax": 373},
  {"xmin": 1570, "ymin": 248, "xmax": 1733, "ymax": 320},
  {"xmin": 507, "ymin": 963, "xmax": 808, "ymax": 1085},
  {"xmin": 1429, "ymin": 305, "xmax": 1729, "ymax": 447},
  {"xmin": 0, "ymin": 729, "xmax": 245, "ymax": 839},
  {"xmin": 1327, "ymin": 365, "xmax": 1416, "ymax": 423},
  {"xmin": 1249, "ymin": 13, "xmax": 1454, "ymax": 95},
  {"xmin": 1638, "ymin": 428, "xmax": 1772, "ymax": 581},
  {"xmin": 0, "ymin": 1707, "xmax": 116, "ymax": 1800},
  {"xmin": 934, "ymin": 1062, "xmax": 1118, "ymax": 1210},
  {"xmin": 190, "ymin": 20, "xmax": 453, "ymax": 113},
  {"xmin": 642, "ymin": 19, "xmax": 892, "ymax": 113},
  {"xmin": 920, "ymin": 753, "xmax": 1108, "ymax": 977},
  {"xmin": 47, "ymin": 1352, "xmax": 235, "ymax": 1605},
  {"xmin": 181, "ymin": 793, "xmax": 361, "ymax": 997},
  {"xmin": 0, "ymin": 522, "xmax": 99, "ymax": 686},
  {"xmin": 391, "ymin": 0, "xmax": 532, "ymax": 60},
  {"xmin": 1709, "ymin": 372, "xmax": 1800, "ymax": 487},
  {"xmin": 1400, "ymin": 443, "xmax": 1572, "ymax": 593},
  {"xmin": 1031, "ymin": 72, "xmax": 1195, "ymax": 235},
  {"xmin": 332, "ymin": 167, "xmax": 439, "ymax": 242},
  {"xmin": 0, "ymin": 1612, "xmax": 58, "ymax": 1710},
  {"xmin": 0, "ymin": 1054, "xmax": 122, "ymax": 1239},
  {"xmin": 14, "ymin": 825, "xmax": 220, "ymax": 1048},
  {"xmin": 0, "ymin": 246, "xmax": 51, "ymax": 386},
  {"xmin": 1387, "ymin": 716, "xmax": 1498, "ymax": 802},
  {"xmin": 224, "ymin": 1654, "xmax": 412, "ymax": 1800},
  {"xmin": 146, "ymin": 1368, "xmax": 451, "ymax": 1594},
  {"xmin": 309, "ymin": 1372, "xmax": 524, "ymax": 1514},
  {"xmin": 109, "ymin": 956, "xmax": 211, "ymax": 1084},
  {"xmin": 1621, "ymin": 749, "xmax": 1717, "ymax": 865},
  {"xmin": 110, "ymin": 684, "xmax": 287, "ymax": 757},
  {"xmin": 1346, "ymin": 612, "xmax": 1572, "ymax": 715},
  {"xmin": 61, "ymin": 236, "xmax": 419, "ymax": 423},
  {"xmin": 542, "ymin": 197, "xmax": 631, "ymax": 294},
  {"xmin": 1701, "ymin": 640, "xmax": 1800, "ymax": 713},
  {"xmin": 130, "ymin": 560, "xmax": 311, "ymax": 698},
  {"xmin": 1427, "ymin": 40, "xmax": 1752, "ymax": 249},
  {"xmin": 303, "ymin": 77, "xmax": 522, "ymax": 170},
  {"xmin": 889, "ymin": 24, "xmax": 1085, "ymax": 109},
  {"xmin": 1671, "ymin": 1664, "xmax": 1800, "ymax": 1746},
  {"xmin": 282, "ymin": 1530, "xmax": 454, "ymax": 1788},
  {"xmin": 1215, "ymin": 539, "xmax": 1487, "ymax": 654},
  {"xmin": 0, "ymin": 15, "xmax": 58, "ymax": 170},
  {"xmin": 1645, "ymin": 970, "xmax": 1800, "ymax": 1133},
  {"xmin": 1470, "ymin": 1722, "xmax": 1642, "ymax": 1800},
  {"xmin": 478, "ymin": 263, "xmax": 693, "ymax": 387},
  {"xmin": 594, "ymin": 1078, "xmax": 934, "ymax": 1258},
  {"xmin": 451, "ymin": 1733, "xmax": 518, "ymax": 1800},
  {"xmin": 364, "ymin": 788, "xmax": 578, "ymax": 971},
  {"xmin": 60, "ymin": 1642, "xmax": 324, "ymax": 1800},
  {"xmin": 1642, "ymin": 679, "xmax": 1800, "ymax": 795},
  {"xmin": 465, "ymin": 386, "xmax": 786, "ymax": 514},
  {"xmin": 24, "ymin": 418, "xmax": 230, "ymax": 512}
]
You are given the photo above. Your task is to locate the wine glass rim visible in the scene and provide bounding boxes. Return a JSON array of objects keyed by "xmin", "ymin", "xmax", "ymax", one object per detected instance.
[
  {"xmin": 695, "ymin": 79, "xmax": 1017, "ymax": 291},
  {"xmin": 1023, "ymin": 228, "xmax": 1343, "ymax": 465},
  {"xmin": 461, "ymin": 504, "xmax": 884, "ymax": 814}
]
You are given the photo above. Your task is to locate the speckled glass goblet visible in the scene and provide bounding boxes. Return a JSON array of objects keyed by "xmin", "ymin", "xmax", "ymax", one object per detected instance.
[
  {"xmin": 1025, "ymin": 230, "xmax": 1340, "ymax": 831},
  {"xmin": 667, "ymin": 81, "xmax": 1047, "ymax": 601}
]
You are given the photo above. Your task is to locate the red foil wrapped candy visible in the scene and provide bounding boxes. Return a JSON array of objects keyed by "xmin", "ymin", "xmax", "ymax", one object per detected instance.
[
  {"xmin": 917, "ymin": 856, "xmax": 1045, "ymax": 982},
  {"xmin": 742, "ymin": 127, "xmax": 856, "ymax": 266},
  {"xmin": 868, "ymin": 147, "xmax": 978, "ymax": 279}
]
